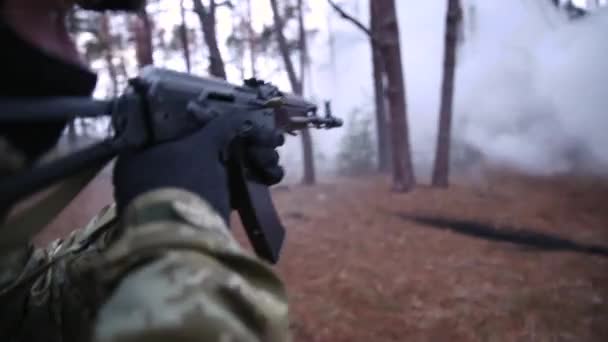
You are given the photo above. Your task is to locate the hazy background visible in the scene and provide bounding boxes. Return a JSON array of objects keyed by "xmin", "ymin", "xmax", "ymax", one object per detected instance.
[{"xmin": 87, "ymin": 0, "xmax": 608, "ymax": 182}]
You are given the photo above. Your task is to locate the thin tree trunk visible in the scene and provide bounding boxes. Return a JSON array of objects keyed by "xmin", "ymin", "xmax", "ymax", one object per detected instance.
[
  {"xmin": 100, "ymin": 14, "xmax": 119, "ymax": 97},
  {"xmin": 327, "ymin": 9, "xmax": 337, "ymax": 80},
  {"xmin": 432, "ymin": 0, "xmax": 462, "ymax": 187},
  {"xmin": 246, "ymin": 0, "xmax": 257, "ymax": 78},
  {"xmin": 374, "ymin": 0, "xmax": 415, "ymax": 192},
  {"xmin": 132, "ymin": 8, "xmax": 154, "ymax": 67},
  {"xmin": 179, "ymin": 0, "xmax": 192, "ymax": 73},
  {"xmin": 193, "ymin": 0, "xmax": 227, "ymax": 79},
  {"xmin": 118, "ymin": 55, "xmax": 129, "ymax": 80},
  {"xmin": 270, "ymin": 0, "xmax": 316, "ymax": 185},
  {"xmin": 370, "ymin": 2, "xmax": 390, "ymax": 172},
  {"xmin": 233, "ymin": 16, "xmax": 247, "ymax": 79},
  {"xmin": 297, "ymin": 0, "xmax": 315, "ymax": 185},
  {"xmin": 298, "ymin": 0, "xmax": 307, "ymax": 89},
  {"xmin": 269, "ymin": 0, "xmax": 301, "ymax": 93}
]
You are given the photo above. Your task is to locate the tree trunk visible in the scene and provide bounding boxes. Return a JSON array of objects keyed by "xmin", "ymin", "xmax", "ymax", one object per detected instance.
[
  {"xmin": 118, "ymin": 55, "xmax": 129, "ymax": 80},
  {"xmin": 298, "ymin": 0, "xmax": 308, "ymax": 89},
  {"xmin": 246, "ymin": 0, "xmax": 257, "ymax": 78},
  {"xmin": 270, "ymin": 0, "xmax": 316, "ymax": 185},
  {"xmin": 370, "ymin": 3, "xmax": 390, "ymax": 172},
  {"xmin": 99, "ymin": 14, "xmax": 119, "ymax": 96},
  {"xmin": 373, "ymin": 0, "xmax": 415, "ymax": 192},
  {"xmin": 132, "ymin": 8, "xmax": 154, "ymax": 67},
  {"xmin": 297, "ymin": 0, "xmax": 316, "ymax": 185},
  {"xmin": 432, "ymin": 0, "xmax": 462, "ymax": 187},
  {"xmin": 179, "ymin": 0, "xmax": 192, "ymax": 73},
  {"xmin": 193, "ymin": 0, "xmax": 227, "ymax": 79},
  {"xmin": 269, "ymin": 0, "xmax": 301, "ymax": 93},
  {"xmin": 372, "ymin": 48, "xmax": 390, "ymax": 172}
]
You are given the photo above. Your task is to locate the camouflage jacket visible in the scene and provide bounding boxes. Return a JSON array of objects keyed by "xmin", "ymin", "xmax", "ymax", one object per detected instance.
[{"xmin": 0, "ymin": 141, "xmax": 291, "ymax": 342}]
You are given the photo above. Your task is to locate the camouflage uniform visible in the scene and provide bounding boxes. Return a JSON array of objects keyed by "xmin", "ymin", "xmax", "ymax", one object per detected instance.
[{"xmin": 0, "ymin": 141, "xmax": 291, "ymax": 342}]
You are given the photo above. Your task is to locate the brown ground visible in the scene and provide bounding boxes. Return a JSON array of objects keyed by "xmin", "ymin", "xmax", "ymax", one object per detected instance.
[{"xmin": 37, "ymin": 171, "xmax": 608, "ymax": 341}]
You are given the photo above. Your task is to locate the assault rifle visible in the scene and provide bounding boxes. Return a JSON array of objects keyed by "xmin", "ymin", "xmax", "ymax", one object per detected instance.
[{"xmin": 0, "ymin": 67, "xmax": 342, "ymax": 263}]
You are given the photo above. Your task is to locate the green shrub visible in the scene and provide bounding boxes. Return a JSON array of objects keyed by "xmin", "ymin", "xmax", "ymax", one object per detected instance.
[{"xmin": 336, "ymin": 109, "xmax": 376, "ymax": 176}]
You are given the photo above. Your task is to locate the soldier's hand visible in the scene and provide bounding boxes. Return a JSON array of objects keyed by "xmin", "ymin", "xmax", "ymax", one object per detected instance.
[
  {"xmin": 112, "ymin": 116, "xmax": 285, "ymax": 224},
  {"xmin": 241, "ymin": 125, "xmax": 285, "ymax": 186}
]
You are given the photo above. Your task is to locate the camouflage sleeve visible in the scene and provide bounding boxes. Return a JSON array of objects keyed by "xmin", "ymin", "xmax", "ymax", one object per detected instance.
[{"xmin": 90, "ymin": 189, "xmax": 291, "ymax": 342}]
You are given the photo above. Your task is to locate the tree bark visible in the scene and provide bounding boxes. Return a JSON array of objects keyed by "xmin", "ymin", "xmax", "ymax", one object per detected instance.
[
  {"xmin": 132, "ymin": 8, "xmax": 154, "ymax": 67},
  {"xmin": 179, "ymin": 0, "xmax": 192, "ymax": 73},
  {"xmin": 369, "ymin": 3, "xmax": 390, "ymax": 172},
  {"xmin": 193, "ymin": 0, "xmax": 227, "ymax": 79},
  {"xmin": 270, "ymin": 0, "xmax": 316, "ymax": 185},
  {"xmin": 373, "ymin": 0, "xmax": 415, "ymax": 192},
  {"xmin": 432, "ymin": 0, "xmax": 462, "ymax": 187},
  {"xmin": 372, "ymin": 48, "xmax": 390, "ymax": 172}
]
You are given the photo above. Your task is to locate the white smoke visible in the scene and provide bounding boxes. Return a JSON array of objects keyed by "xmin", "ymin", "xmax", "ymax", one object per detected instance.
[
  {"xmin": 281, "ymin": 0, "xmax": 608, "ymax": 180},
  {"xmin": 454, "ymin": 2, "xmax": 608, "ymax": 175}
]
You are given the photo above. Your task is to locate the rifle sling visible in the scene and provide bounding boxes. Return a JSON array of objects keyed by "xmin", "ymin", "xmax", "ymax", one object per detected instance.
[{"xmin": 0, "ymin": 164, "xmax": 105, "ymax": 250}]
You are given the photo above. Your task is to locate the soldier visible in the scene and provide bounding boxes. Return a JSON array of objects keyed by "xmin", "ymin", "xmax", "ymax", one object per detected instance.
[{"xmin": 0, "ymin": 0, "xmax": 291, "ymax": 341}]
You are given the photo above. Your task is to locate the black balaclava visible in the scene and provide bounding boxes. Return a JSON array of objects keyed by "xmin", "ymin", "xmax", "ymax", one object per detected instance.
[{"xmin": 0, "ymin": 21, "xmax": 98, "ymax": 162}]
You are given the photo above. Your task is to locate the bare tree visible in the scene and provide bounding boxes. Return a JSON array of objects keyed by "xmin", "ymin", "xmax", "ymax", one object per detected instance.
[
  {"xmin": 370, "ymin": 2, "xmax": 391, "ymax": 172},
  {"xmin": 297, "ymin": 0, "xmax": 316, "ymax": 185},
  {"xmin": 269, "ymin": 0, "xmax": 301, "ymax": 93},
  {"xmin": 246, "ymin": 0, "xmax": 257, "ymax": 77},
  {"xmin": 179, "ymin": 0, "xmax": 192, "ymax": 72},
  {"xmin": 327, "ymin": 0, "xmax": 390, "ymax": 172},
  {"xmin": 99, "ymin": 14, "xmax": 120, "ymax": 97},
  {"xmin": 269, "ymin": 0, "xmax": 317, "ymax": 185},
  {"xmin": 432, "ymin": 0, "xmax": 462, "ymax": 187},
  {"xmin": 193, "ymin": 0, "xmax": 228, "ymax": 79},
  {"xmin": 132, "ymin": 8, "xmax": 154, "ymax": 67},
  {"xmin": 373, "ymin": 0, "xmax": 415, "ymax": 191}
]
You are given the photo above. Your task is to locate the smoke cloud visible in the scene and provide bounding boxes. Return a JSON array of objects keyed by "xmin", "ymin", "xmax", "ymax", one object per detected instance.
[{"xmin": 454, "ymin": 2, "xmax": 608, "ymax": 176}]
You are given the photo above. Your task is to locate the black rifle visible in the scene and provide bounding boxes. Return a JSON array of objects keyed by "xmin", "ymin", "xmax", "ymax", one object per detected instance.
[{"xmin": 0, "ymin": 67, "xmax": 342, "ymax": 263}]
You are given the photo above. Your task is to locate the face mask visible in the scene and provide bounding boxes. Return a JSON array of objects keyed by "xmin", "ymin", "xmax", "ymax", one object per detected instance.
[{"xmin": 0, "ymin": 22, "xmax": 98, "ymax": 162}]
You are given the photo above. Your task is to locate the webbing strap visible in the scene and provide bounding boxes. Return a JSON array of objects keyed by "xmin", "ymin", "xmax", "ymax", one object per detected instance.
[{"xmin": 0, "ymin": 163, "xmax": 106, "ymax": 250}]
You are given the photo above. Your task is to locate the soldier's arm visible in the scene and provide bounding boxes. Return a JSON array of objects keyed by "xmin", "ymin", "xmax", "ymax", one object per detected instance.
[{"xmin": 90, "ymin": 189, "xmax": 291, "ymax": 342}]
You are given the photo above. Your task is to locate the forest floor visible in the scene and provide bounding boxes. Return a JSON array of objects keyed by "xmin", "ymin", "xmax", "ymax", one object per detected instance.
[{"xmin": 37, "ymin": 170, "xmax": 608, "ymax": 341}]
